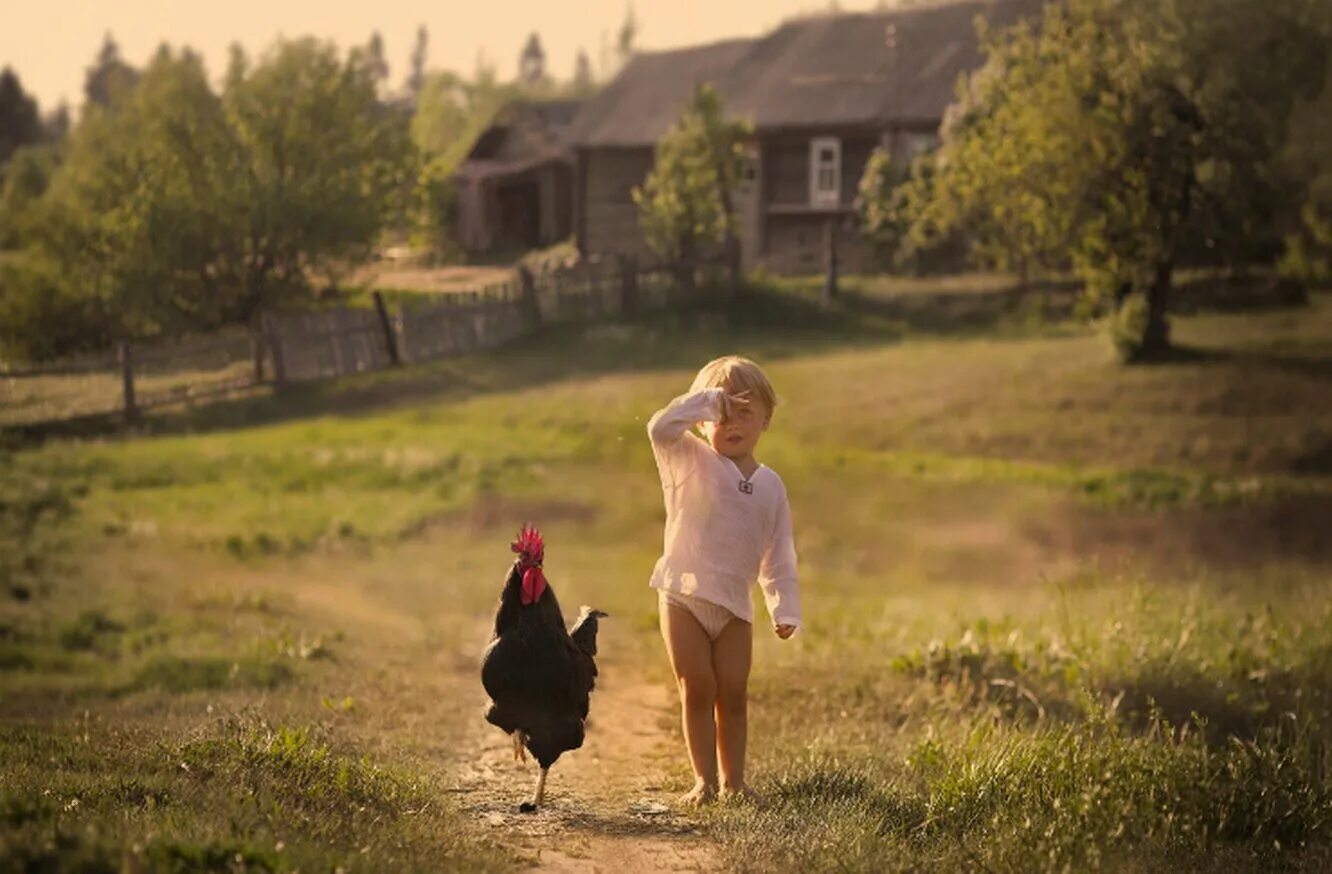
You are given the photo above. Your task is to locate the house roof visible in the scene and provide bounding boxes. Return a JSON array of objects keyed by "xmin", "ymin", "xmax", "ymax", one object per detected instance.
[
  {"xmin": 463, "ymin": 98, "xmax": 585, "ymax": 167},
  {"xmin": 566, "ymin": 0, "xmax": 1043, "ymax": 147},
  {"xmin": 563, "ymin": 38, "xmax": 757, "ymax": 148}
]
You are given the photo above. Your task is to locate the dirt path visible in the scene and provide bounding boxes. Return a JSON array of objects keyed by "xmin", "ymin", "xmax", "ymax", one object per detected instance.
[
  {"xmin": 292, "ymin": 576, "xmax": 717, "ymax": 872},
  {"xmin": 451, "ymin": 649, "xmax": 718, "ymax": 872}
]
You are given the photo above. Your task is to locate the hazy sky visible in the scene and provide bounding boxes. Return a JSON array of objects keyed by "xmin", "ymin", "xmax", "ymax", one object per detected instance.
[{"xmin": 2, "ymin": 0, "xmax": 882, "ymax": 113}]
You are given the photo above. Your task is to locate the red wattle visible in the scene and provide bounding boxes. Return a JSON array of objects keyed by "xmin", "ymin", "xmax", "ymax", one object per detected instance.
[{"xmin": 520, "ymin": 566, "xmax": 546, "ymax": 605}]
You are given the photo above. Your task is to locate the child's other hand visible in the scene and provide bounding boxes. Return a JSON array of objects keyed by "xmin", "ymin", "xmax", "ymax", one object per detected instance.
[{"xmin": 775, "ymin": 624, "xmax": 796, "ymax": 640}]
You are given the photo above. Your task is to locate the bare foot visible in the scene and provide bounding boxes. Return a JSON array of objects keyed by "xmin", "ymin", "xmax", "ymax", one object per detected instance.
[
  {"xmin": 720, "ymin": 783, "xmax": 765, "ymax": 805},
  {"xmin": 678, "ymin": 781, "xmax": 718, "ymax": 807}
]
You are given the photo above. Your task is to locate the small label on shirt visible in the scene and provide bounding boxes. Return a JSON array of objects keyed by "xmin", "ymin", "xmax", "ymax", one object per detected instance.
[{"xmin": 738, "ymin": 480, "xmax": 754, "ymax": 494}]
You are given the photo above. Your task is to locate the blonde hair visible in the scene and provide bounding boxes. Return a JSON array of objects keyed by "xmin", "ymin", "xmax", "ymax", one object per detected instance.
[{"xmin": 688, "ymin": 356, "xmax": 778, "ymax": 413}]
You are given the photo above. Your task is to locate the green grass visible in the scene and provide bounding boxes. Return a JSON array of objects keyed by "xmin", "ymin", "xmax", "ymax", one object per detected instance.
[
  {"xmin": 2, "ymin": 290, "xmax": 1330, "ymax": 870},
  {"xmin": 0, "ymin": 717, "xmax": 505, "ymax": 872}
]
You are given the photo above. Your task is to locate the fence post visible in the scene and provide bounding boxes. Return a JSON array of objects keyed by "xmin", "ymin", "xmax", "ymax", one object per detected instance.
[
  {"xmin": 263, "ymin": 313, "xmax": 287, "ymax": 387},
  {"xmin": 822, "ymin": 218, "xmax": 839, "ymax": 304},
  {"xmin": 249, "ymin": 317, "xmax": 267, "ymax": 384},
  {"xmin": 119, "ymin": 341, "xmax": 139, "ymax": 423},
  {"xmin": 519, "ymin": 266, "xmax": 541, "ymax": 331},
  {"xmin": 726, "ymin": 235, "xmax": 743, "ymax": 298},
  {"xmin": 393, "ymin": 304, "xmax": 409, "ymax": 364},
  {"xmin": 619, "ymin": 254, "xmax": 638, "ymax": 318},
  {"xmin": 371, "ymin": 291, "xmax": 400, "ymax": 366}
]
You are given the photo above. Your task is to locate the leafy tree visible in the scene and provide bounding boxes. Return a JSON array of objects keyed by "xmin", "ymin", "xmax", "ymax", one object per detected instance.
[
  {"xmin": 0, "ymin": 68, "xmax": 43, "ymax": 165},
  {"xmin": 44, "ymin": 103, "xmax": 71, "ymax": 143},
  {"xmin": 632, "ymin": 84, "xmax": 751, "ymax": 270},
  {"xmin": 407, "ymin": 25, "xmax": 428, "ymax": 99},
  {"xmin": 224, "ymin": 43, "xmax": 249, "ymax": 91},
  {"xmin": 38, "ymin": 46, "xmax": 243, "ymax": 338},
  {"xmin": 888, "ymin": 0, "xmax": 1330, "ymax": 360},
  {"xmin": 1280, "ymin": 64, "xmax": 1332, "ymax": 283},
  {"xmin": 0, "ymin": 249, "xmax": 112, "ymax": 361},
  {"xmin": 222, "ymin": 37, "xmax": 413, "ymax": 318},
  {"xmin": 573, "ymin": 50, "xmax": 594, "ymax": 91},
  {"xmin": 0, "ymin": 47, "xmax": 237, "ymax": 358},
  {"xmin": 617, "ymin": 4, "xmax": 638, "ymax": 68},
  {"xmin": 0, "ymin": 144, "xmax": 58, "ymax": 249},
  {"xmin": 83, "ymin": 32, "xmax": 138, "ymax": 109},
  {"xmin": 358, "ymin": 31, "xmax": 390, "ymax": 89},
  {"xmin": 2, "ymin": 38, "xmax": 413, "ymax": 359},
  {"xmin": 857, "ymin": 148, "xmax": 911, "ymax": 269},
  {"xmin": 519, "ymin": 33, "xmax": 546, "ymax": 85}
]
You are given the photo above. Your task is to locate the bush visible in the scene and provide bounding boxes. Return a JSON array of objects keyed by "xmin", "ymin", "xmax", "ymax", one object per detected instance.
[
  {"xmin": 0, "ymin": 250, "xmax": 114, "ymax": 362},
  {"xmin": 1106, "ymin": 291, "xmax": 1152, "ymax": 362},
  {"xmin": 1280, "ymin": 205, "xmax": 1332, "ymax": 286}
]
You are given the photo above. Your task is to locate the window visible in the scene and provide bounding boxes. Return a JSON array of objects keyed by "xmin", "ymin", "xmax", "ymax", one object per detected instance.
[{"xmin": 809, "ymin": 137, "xmax": 841, "ymax": 208}]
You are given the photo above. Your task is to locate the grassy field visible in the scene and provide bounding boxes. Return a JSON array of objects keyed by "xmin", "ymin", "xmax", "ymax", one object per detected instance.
[{"xmin": 2, "ymin": 287, "xmax": 1331, "ymax": 871}]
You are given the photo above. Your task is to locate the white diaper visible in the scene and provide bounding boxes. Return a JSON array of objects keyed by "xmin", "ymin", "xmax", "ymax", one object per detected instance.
[{"xmin": 659, "ymin": 589, "xmax": 745, "ymax": 640}]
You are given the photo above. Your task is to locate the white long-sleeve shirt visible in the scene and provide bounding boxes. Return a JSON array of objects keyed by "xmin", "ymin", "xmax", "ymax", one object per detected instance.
[{"xmin": 646, "ymin": 388, "xmax": 802, "ymax": 629}]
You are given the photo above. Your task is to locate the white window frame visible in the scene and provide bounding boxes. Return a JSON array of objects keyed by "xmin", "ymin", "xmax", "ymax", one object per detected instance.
[{"xmin": 809, "ymin": 137, "xmax": 841, "ymax": 208}]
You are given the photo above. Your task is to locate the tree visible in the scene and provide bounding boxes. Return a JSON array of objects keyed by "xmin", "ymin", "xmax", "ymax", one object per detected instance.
[
  {"xmin": 888, "ymin": 0, "xmax": 1331, "ymax": 360},
  {"xmin": 0, "ymin": 145, "xmax": 57, "ymax": 249},
  {"xmin": 632, "ymin": 84, "xmax": 751, "ymax": 277},
  {"xmin": 223, "ymin": 38, "xmax": 413, "ymax": 319},
  {"xmin": 1280, "ymin": 62, "xmax": 1332, "ymax": 283},
  {"xmin": 358, "ymin": 31, "xmax": 390, "ymax": 89},
  {"xmin": 83, "ymin": 32, "xmax": 138, "ymax": 109},
  {"xmin": 38, "ymin": 46, "xmax": 243, "ymax": 338},
  {"xmin": 407, "ymin": 25, "xmax": 428, "ymax": 99},
  {"xmin": 617, "ymin": 4, "xmax": 638, "ymax": 69},
  {"xmin": 519, "ymin": 33, "xmax": 546, "ymax": 85},
  {"xmin": 224, "ymin": 43, "xmax": 248, "ymax": 91},
  {"xmin": 4, "ymin": 38, "xmax": 413, "ymax": 359},
  {"xmin": 0, "ymin": 68, "xmax": 43, "ymax": 165},
  {"xmin": 856, "ymin": 148, "xmax": 910, "ymax": 268},
  {"xmin": 44, "ymin": 102, "xmax": 71, "ymax": 143},
  {"xmin": 573, "ymin": 50, "xmax": 594, "ymax": 91}
]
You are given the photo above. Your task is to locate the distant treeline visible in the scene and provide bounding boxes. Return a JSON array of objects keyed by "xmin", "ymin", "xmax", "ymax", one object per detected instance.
[{"xmin": 0, "ymin": 21, "xmax": 623, "ymax": 363}]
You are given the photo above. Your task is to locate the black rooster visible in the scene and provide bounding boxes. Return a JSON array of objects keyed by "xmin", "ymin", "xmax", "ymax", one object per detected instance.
[{"xmin": 481, "ymin": 526, "xmax": 607, "ymax": 812}]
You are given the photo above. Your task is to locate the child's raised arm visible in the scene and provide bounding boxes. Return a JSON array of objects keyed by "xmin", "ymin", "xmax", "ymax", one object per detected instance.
[{"xmin": 646, "ymin": 388, "xmax": 725, "ymax": 446}]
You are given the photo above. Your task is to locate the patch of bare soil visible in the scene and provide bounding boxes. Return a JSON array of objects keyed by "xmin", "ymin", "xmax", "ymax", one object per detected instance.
[
  {"xmin": 1022, "ymin": 493, "xmax": 1332, "ymax": 572},
  {"xmin": 291, "ymin": 571, "xmax": 716, "ymax": 871},
  {"xmin": 357, "ymin": 264, "xmax": 518, "ymax": 295},
  {"xmin": 451, "ymin": 652, "xmax": 717, "ymax": 872}
]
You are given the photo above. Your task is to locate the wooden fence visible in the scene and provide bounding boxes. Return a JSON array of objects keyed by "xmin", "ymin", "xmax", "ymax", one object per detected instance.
[{"xmin": 0, "ymin": 256, "xmax": 718, "ymax": 428}]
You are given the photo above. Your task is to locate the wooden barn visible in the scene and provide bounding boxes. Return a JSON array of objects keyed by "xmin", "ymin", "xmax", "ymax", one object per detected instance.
[
  {"xmin": 565, "ymin": 0, "xmax": 1043, "ymax": 274},
  {"xmin": 454, "ymin": 99, "xmax": 582, "ymax": 254}
]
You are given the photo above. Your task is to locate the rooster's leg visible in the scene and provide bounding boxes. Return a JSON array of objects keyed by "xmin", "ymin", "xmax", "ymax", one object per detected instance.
[
  {"xmin": 511, "ymin": 732, "xmax": 527, "ymax": 763},
  {"xmin": 519, "ymin": 767, "xmax": 548, "ymax": 813}
]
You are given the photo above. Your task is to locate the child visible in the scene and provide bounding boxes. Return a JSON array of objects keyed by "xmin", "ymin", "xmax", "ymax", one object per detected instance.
[{"xmin": 646, "ymin": 355, "xmax": 801, "ymax": 805}]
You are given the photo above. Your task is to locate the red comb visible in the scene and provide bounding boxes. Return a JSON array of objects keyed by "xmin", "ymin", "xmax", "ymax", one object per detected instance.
[{"xmin": 510, "ymin": 525, "xmax": 544, "ymax": 563}]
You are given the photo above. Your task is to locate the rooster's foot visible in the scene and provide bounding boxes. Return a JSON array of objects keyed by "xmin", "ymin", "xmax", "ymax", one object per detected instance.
[
  {"xmin": 518, "ymin": 767, "xmax": 549, "ymax": 813},
  {"xmin": 511, "ymin": 732, "xmax": 527, "ymax": 763}
]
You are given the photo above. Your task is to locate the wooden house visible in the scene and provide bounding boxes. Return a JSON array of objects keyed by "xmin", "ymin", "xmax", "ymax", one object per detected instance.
[
  {"xmin": 565, "ymin": 0, "xmax": 1043, "ymax": 274},
  {"xmin": 454, "ymin": 99, "xmax": 582, "ymax": 253}
]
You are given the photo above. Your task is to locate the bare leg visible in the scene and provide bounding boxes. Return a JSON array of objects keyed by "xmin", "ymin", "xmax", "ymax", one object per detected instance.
[
  {"xmin": 713, "ymin": 617, "xmax": 761, "ymax": 803},
  {"xmin": 660, "ymin": 598, "xmax": 719, "ymax": 805},
  {"xmin": 519, "ymin": 768, "xmax": 548, "ymax": 813}
]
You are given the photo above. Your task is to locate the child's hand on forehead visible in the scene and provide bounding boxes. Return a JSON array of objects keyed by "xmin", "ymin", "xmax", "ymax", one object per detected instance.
[{"xmin": 721, "ymin": 389, "xmax": 751, "ymax": 422}]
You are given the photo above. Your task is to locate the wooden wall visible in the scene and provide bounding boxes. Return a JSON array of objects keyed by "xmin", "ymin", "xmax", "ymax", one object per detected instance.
[
  {"xmin": 576, "ymin": 131, "xmax": 885, "ymax": 274},
  {"xmin": 762, "ymin": 133, "xmax": 880, "ymax": 207},
  {"xmin": 577, "ymin": 147, "xmax": 657, "ymax": 260}
]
